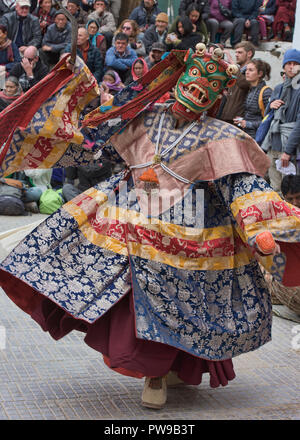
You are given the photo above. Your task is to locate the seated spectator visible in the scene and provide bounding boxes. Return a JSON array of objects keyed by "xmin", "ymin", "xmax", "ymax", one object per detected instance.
[
  {"xmin": 106, "ymin": 0, "xmax": 121, "ymax": 26},
  {"xmin": 0, "ymin": 75, "xmax": 22, "ymax": 111},
  {"xmin": 178, "ymin": 0, "xmax": 210, "ymax": 22},
  {"xmin": 144, "ymin": 41, "xmax": 165, "ymax": 69},
  {"xmin": 165, "ymin": 16, "xmax": 204, "ymax": 51},
  {"xmin": 273, "ymin": 0, "xmax": 296, "ymax": 42},
  {"xmin": 0, "ymin": 0, "xmax": 42, "ymax": 54},
  {"xmin": 99, "ymin": 69, "xmax": 124, "ymax": 103},
  {"xmin": 233, "ymin": 59, "xmax": 272, "ymax": 139},
  {"xmin": 206, "ymin": 0, "xmax": 234, "ymax": 45},
  {"xmin": 0, "ymin": 24, "xmax": 21, "ymax": 74},
  {"xmin": 105, "ymin": 32, "xmax": 137, "ymax": 82},
  {"xmin": 169, "ymin": 3, "xmax": 208, "ymax": 43},
  {"xmin": 143, "ymin": 12, "xmax": 169, "ymax": 54},
  {"xmin": 231, "ymin": 0, "xmax": 261, "ymax": 48},
  {"xmin": 86, "ymin": 18, "xmax": 106, "ymax": 59},
  {"xmin": 257, "ymin": 0, "xmax": 276, "ymax": 41},
  {"xmin": 32, "ymin": 0, "xmax": 56, "ymax": 36},
  {"xmin": 129, "ymin": 0, "xmax": 161, "ymax": 34},
  {"xmin": 66, "ymin": 0, "xmax": 88, "ymax": 25},
  {"xmin": 9, "ymin": 45, "xmax": 48, "ymax": 92},
  {"xmin": 62, "ymin": 163, "xmax": 112, "ymax": 202},
  {"xmin": 114, "ymin": 19, "xmax": 146, "ymax": 57},
  {"xmin": 41, "ymin": 9, "xmax": 71, "ymax": 67},
  {"xmin": 87, "ymin": 0, "xmax": 116, "ymax": 47},
  {"xmin": 64, "ymin": 26, "xmax": 104, "ymax": 83},
  {"xmin": 124, "ymin": 57, "xmax": 148, "ymax": 85},
  {"xmin": 0, "ymin": 0, "xmax": 16, "ymax": 16}
]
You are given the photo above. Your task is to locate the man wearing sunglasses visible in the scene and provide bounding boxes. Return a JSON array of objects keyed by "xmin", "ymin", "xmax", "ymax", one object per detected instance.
[{"xmin": 9, "ymin": 45, "xmax": 48, "ymax": 92}]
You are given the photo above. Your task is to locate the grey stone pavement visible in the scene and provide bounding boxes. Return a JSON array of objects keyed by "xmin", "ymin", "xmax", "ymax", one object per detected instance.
[{"xmin": 0, "ymin": 214, "xmax": 299, "ymax": 421}]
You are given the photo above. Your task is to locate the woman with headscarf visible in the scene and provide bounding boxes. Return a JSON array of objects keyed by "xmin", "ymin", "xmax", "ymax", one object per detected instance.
[
  {"xmin": 86, "ymin": 19, "xmax": 107, "ymax": 60},
  {"xmin": 100, "ymin": 69, "xmax": 125, "ymax": 104},
  {"xmin": 0, "ymin": 76, "xmax": 23, "ymax": 112},
  {"xmin": 124, "ymin": 57, "xmax": 149, "ymax": 86}
]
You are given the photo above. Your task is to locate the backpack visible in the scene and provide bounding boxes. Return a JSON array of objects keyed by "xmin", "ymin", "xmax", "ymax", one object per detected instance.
[
  {"xmin": 258, "ymin": 85, "xmax": 272, "ymax": 118},
  {"xmin": 39, "ymin": 189, "xmax": 64, "ymax": 214},
  {"xmin": 0, "ymin": 178, "xmax": 26, "ymax": 215}
]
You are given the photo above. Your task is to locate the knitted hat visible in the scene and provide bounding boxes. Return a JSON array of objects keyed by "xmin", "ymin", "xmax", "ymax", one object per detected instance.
[
  {"xmin": 156, "ymin": 12, "xmax": 168, "ymax": 23},
  {"xmin": 55, "ymin": 9, "xmax": 67, "ymax": 17},
  {"xmin": 282, "ymin": 48, "xmax": 300, "ymax": 67},
  {"xmin": 67, "ymin": 0, "xmax": 80, "ymax": 5},
  {"xmin": 151, "ymin": 42, "xmax": 166, "ymax": 52}
]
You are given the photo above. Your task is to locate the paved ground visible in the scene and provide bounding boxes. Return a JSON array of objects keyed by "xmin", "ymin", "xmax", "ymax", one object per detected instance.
[{"xmin": 0, "ymin": 214, "xmax": 299, "ymax": 421}]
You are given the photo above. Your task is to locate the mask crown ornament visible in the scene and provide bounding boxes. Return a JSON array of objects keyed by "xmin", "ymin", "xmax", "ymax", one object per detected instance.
[
  {"xmin": 195, "ymin": 43, "xmax": 206, "ymax": 57},
  {"xmin": 211, "ymin": 47, "xmax": 223, "ymax": 61},
  {"xmin": 226, "ymin": 64, "xmax": 239, "ymax": 76}
]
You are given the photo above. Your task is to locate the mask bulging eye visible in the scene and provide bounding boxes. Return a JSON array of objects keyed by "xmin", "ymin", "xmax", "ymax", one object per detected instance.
[
  {"xmin": 189, "ymin": 67, "xmax": 200, "ymax": 77},
  {"xmin": 210, "ymin": 80, "xmax": 220, "ymax": 90},
  {"xmin": 206, "ymin": 63, "xmax": 217, "ymax": 73}
]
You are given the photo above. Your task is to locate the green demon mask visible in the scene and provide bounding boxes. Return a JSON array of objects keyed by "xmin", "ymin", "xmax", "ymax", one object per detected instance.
[{"xmin": 174, "ymin": 44, "xmax": 238, "ymax": 115}]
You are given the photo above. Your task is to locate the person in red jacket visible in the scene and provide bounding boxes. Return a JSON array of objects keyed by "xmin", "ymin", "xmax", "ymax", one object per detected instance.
[{"xmin": 272, "ymin": 0, "xmax": 296, "ymax": 41}]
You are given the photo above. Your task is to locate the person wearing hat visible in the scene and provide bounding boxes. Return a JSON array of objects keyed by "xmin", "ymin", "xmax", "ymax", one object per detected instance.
[
  {"xmin": 142, "ymin": 12, "xmax": 169, "ymax": 54},
  {"xmin": 144, "ymin": 41, "xmax": 166, "ymax": 69},
  {"xmin": 40, "ymin": 9, "xmax": 72, "ymax": 67},
  {"xmin": 129, "ymin": 0, "xmax": 161, "ymax": 34},
  {"xmin": 66, "ymin": 0, "xmax": 88, "ymax": 26},
  {"xmin": 260, "ymin": 48, "xmax": 300, "ymax": 194},
  {"xmin": 0, "ymin": 0, "xmax": 42, "ymax": 54}
]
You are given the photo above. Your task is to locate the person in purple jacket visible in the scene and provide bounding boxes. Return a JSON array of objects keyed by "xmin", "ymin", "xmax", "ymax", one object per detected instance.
[{"xmin": 206, "ymin": 0, "xmax": 234, "ymax": 44}]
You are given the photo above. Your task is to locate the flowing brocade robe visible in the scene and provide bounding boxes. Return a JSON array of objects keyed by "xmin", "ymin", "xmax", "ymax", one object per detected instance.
[{"xmin": 1, "ymin": 104, "xmax": 300, "ymax": 383}]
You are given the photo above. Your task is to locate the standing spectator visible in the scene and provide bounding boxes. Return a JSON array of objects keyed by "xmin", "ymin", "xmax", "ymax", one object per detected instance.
[
  {"xmin": 9, "ymin": 45, "xmax": 48, "ymax": 91},
  {"xmin": 32, "ymin": 0, "xmax": 56, "ymax": 36},
  {"xmin": 86, "ymin": 18, "xmax": 106, "ymax": 59},
  {"xmin": 231, "ymin": 0, "xmax": 261, "ymax": 48},
  {"xmin": 66, "ymin": 0, "xmax": 88, "ymax": 26},
  {"xmin": 0, "ymin": 75, "xmax": 22, "ymax": 111},
  {"xmin": 144, "ymin": 41, "xmax": 165, "ymax": 69},
  {"xmin": 64, "ymin": 26, "xmax": 104, "ymax": 83},
  {"xmin": 257, "ymin": 0, "xmax": 276, "ymax": 41},
  {"xmin": 129, "ymin": 0, "xmax": 161, "ymax": 35},
  {"xmin": 142, "ymin": 12, "xmax": 169, "ymax": 54},
  {"xmin": 272, "ymin": 0, "xmax": 296, "ymax": 42},
  {"xmin": 169, "ymin": 3, "xmax": 208, "ymax": 43},
  {"xmin": 87, "ymin": 0, "xmax": 116, "ymax": 47},
  {"xmin": 0, "ymin": 23, "xmax": 21, "ymax": 73},
  {"xmin": 219, "ymin": 41, "xmax": 255, "ymax": 124},
  {"xmin": 114, "ymin": 19, "xmax": 146, "ymax": 58},
  {"xmin": 206, "ymin": 0, "xmax": 234, "ymax": 45},
  {"xmin": 41, "ymin": 9, "xmax": 71, "ymax": 67},
  {"xmin": 233, "ymin": 59, "xmax": 272, "ymax": 138},
  {"xmin": 105, "ymin": 32, "xmax": 137, "ymax": 82},
  {"xmin": 0, "ymin": 0, "xmax": 42, "ymax": 54},
  {"xmin": 178, "ymin": 0, "xmax": 210, "ymax": 22},
  {"xmin": 165, "ymin": 16, "xmax": 204, "ymax": 51},
  {"xmin": 261, "ymin": 49, "xmax": 300, "ymax": 193}
]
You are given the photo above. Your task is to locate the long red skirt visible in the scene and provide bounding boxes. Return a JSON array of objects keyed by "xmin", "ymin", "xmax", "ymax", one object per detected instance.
[{"xmin": 2, "ymin": 271, "xmax": 235, "ymax": 388}]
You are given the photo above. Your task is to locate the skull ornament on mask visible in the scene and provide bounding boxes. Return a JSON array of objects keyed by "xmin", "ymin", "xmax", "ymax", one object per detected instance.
[{"xmin": 174, "ymin": 45, "xmax": 238, "ymax": 118}]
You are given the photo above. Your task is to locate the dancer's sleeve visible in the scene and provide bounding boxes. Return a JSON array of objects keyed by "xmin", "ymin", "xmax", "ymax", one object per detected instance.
[{"xmin": 214, "ymin": 172, "xmax": 300, "ymax": 286}]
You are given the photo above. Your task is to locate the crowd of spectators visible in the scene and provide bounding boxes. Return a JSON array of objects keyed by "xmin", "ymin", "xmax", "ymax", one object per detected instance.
[{"xmin": 0, "ymin": 0, "xmax": 298, "ymax": 212}]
